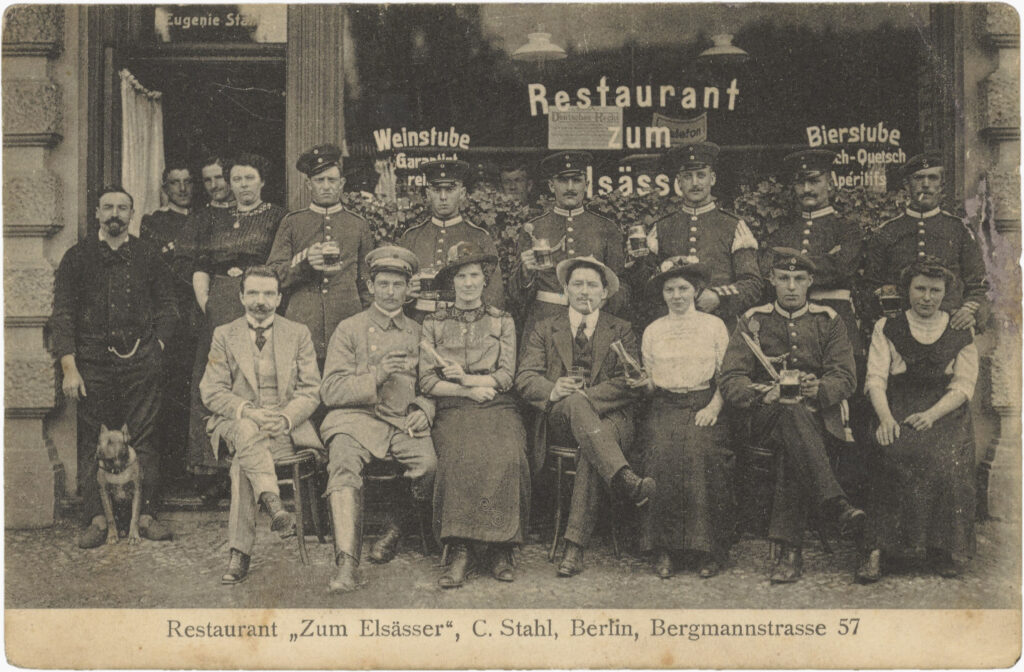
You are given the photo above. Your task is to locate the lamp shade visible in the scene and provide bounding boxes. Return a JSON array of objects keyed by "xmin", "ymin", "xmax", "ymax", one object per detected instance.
[
  {"xmin": 512, "ymin": 32, "xmax": 567, "ymax": 62},
  {"xmin": 698, "ymin": 33, "xmax": 749, "ymax": 63}
]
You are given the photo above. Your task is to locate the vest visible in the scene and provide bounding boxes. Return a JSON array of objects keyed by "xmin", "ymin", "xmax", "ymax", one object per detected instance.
[{"xmin": 252, "ymin": 334, "xmax": 281, "ymax": 409}]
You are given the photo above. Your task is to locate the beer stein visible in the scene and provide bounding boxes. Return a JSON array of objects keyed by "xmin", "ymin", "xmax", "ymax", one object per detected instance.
[
  {"xmin": 778, "ymin": 369, "xmax": 802, "ymax": 404},
  {"xmin": 627, "ymin": 224, "xmax": 649, "ymax": 258}
]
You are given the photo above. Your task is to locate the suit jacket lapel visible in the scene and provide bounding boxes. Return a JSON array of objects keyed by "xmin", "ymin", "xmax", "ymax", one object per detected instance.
[
  {"xmin": 590, "ymin": 313, "xmax": 614, "ymax": 383},
  {"xmin": 551, "ymin": 313, "xmax": 574, "ymax": 376},
  {"xmin": 273, "ymin": 320, "xmax": 293, "ymax": 392},
  {"xmin": 229, "ymin": 319, "xmax": 259, "ymax": 392}
]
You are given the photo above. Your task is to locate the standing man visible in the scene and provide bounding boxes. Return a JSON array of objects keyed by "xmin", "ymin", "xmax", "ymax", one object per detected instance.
[
  {"xmin": 499, "ymin": 160, "xmax": 534, "ymax": 205},
  {"xmin": 50, "ymin": 186, "xmax": 177, "ymax": 548},
  {"xmin": 267, "ymin": 144, "xmax": 374, "ymax": 368},
  {"xmin": 140, "ymin": 161, "xmax": 198, "ymax": 484},
  {"xmin": 864, "ymin": 151, "xmax": 989, "ymax": 329},
  {"xmin": 719, "ymin": 249, "xmax": 864, "ymax": 584},
  {"xmin": 512, "ymin": 151, "xmax": 628, "ymax": 338},
  {"xmin": 763, "ymin": 149, "xmax": 865, "ymax": 355},
  {"xmin": 199, "ymin": 266, "xmax": 322, "ymax": 584},
  {"xmin": 642, "ymin": 142, "xmax": 761, "ymax": 328},
  {"xmin": 515, "ymin": 256, "xmax": 652, "ymax": 577},
  {"xmin": 399, "ymin": 159, "xmax": 504, "ymax": 319},
  {"xmin": 319, "ymin": 246, "xmax": 438, "ymax": 593}
]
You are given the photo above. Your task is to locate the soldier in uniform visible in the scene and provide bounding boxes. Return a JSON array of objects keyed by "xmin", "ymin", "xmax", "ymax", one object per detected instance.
[
  {"xmin": 399, "ymin": 159, "xmax": 504, "ymax": 320},
  {"xmin": 864, "ymin": 151, "xmax": 989, "ymax": 330},
  {"xmin": 319, "ymin": 246, "xmax": 437, "ymax": 593},
  {"xmin": 719, "ymin": 248, "xmax": 865, "ymax": 584},
  {"xmin": 267, "ymin": 144, "xmax": 374, "ymax": 369},
  {"xmin": 762, "ymin": 149, "xmax": 865, "ymax": 355},
  {"xmin": 639, "ymin": 142, "xmax": 761, "ymax": 329},
  {"xmin": 140, "ymin": 161, "xmax": 198, "ymax": 482},
  {"xmin": 511, "ymin": 151, "xmax": 629, "ymax": 338}
]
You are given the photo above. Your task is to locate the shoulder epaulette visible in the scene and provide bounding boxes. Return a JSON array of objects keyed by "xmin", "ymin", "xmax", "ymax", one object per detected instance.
[
  {"xmin": 583, "ymin": 207, "xmax": 616, "ymax": 224},
  {"xmin": 526, "ymin": 210, "xmax": 551, "ymax": 224},
  {"xmin": 342, "ymin": 206, "xmax": 368, "ymax": 221},
  {"xmin": 743, "ymin": 303, "xmax": 774, "ymax": 318},
  {"xmin": 878, "ymin": 213, "xmax": 903, "ymax": 229},
  {"xmin": 941, "ymin": 210, "xmax": 959, "ymax": 219},
  {"xmin": 464, "ymin": 217, "xmax": 490, "ymax": 233},
  {"xmin": 402, "ymin": 218, "xmax": 428, "ymax": 234},
  {"xmin": 807, "ymin": 303, "xmax": 838, "ymax": 319},
  {"xmin": 717, "ymin": 208, "xmax": 742, "ymax": 221},
  {"xmin": 281, "ymin": 207, "xmax": 310, "ymax": 220}
]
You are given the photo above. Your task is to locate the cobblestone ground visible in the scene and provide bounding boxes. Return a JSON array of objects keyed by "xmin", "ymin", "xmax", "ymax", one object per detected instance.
[{"xmin": 7, "ymin": 509, "xmax": 1020, "ymax": 610}]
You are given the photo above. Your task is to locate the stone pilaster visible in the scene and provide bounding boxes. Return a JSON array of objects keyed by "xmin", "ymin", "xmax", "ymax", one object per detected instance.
[
  {"xmin": 978, "ymin": 4, "xmax": 1021, "ymax": 522},
  {"xmin": 2, "ymin": 5, "xmax": 67, "ymax": 528}
]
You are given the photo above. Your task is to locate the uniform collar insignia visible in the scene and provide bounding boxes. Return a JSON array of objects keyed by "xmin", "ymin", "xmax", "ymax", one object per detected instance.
[
  {"xmin": 905, "ymin": 207, "xmax": 941, "ymax": 219},
  {"xmin": 800, "ymin": 205, "xmax": 835, "ymax": 220},
  {"xmin": 431, "ymin": 215, "xmax": 463, "ymax": 228},
  {"xmin": 553, "ymin": 206, "xmax": 586, "ymax": 217},
  {"xmin": 773, "ymin": 302, "xmax": 809, "ymax": 319},
  {"xmin": 680, "ymin": 202, "xmax": 717, "ymax": 216},
  {"xmin": 309, "ymin": 202, "xmax": 344, "ymax": 215}
]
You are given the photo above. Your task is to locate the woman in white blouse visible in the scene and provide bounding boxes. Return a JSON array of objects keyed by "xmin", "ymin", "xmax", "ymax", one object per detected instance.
[
  {"xmin": 856, "ymin": 257, "xmax": 978, "ymax": 583},
  {"xmin": 630, "ymin": 257, "xmax": 733, "ymax": 579}
]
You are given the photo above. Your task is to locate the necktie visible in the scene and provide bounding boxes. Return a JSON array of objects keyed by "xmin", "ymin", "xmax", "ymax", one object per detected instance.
[
  {"xmin": 574, "ymin": 319, "xmax": 589, "ymax": 351},
  {"xmin": 250, "ymin": 324, "xmax": 268, "ymax": 351}
]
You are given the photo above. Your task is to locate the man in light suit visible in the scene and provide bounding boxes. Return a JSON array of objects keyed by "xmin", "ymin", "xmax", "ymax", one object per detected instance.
[
  {"xmin": 200, "ymin": 265, "xmax": 322, "ymax": 585},
  {"xmin": 515, "ymin": 256, "xmax": 653, "ymax": 577}
]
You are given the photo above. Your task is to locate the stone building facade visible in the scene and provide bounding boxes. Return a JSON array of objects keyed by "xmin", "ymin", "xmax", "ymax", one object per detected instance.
[{"xmin": 1, "ymin": 4, "xmax": 1019, "ymax": 528}]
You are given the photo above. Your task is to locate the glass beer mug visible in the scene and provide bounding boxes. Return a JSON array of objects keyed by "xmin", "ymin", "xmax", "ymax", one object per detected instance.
[
  {"xmin": 778, "ymin": 368, "xmax": 802, "ymax": 404},
  {"xmin": 878, "ymin": 284, "xmax": 902, "ymax": 316},
  {"xmin": 627, "ymin": 224, "xmax": 649, "ymax": 258},
  {"xmin": 322, "ymin": 239, "xmax": 342, "ymax": 272},
  {"xmin": 532, "ymin": 238, "xmax": 555, "ymax": 270}
]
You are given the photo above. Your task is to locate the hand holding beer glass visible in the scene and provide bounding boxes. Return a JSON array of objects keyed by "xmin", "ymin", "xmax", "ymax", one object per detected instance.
[
  {"xmin": 321, "ymin": 239, "xmax": 342, "ymax": 273},
  {"xmin": 626, "ymin": 224, "xmax": 650, "ymax": 259},
  {"xmin": 877, "ymin": 284, "xmax": 902, "ymax": 317}
]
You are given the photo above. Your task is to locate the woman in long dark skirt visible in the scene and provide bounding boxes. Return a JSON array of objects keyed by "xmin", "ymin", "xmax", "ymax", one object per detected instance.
[
  {"xmin": 630, "ymin": 256, "xmax": 733, "ymax": 579},
  {"xmin": 419, "ymin": 241, "xmax": 530, "ymax": 588},
  {"xmin": 187, "ymin": 153, "xmax": 288, "ymax": 479},
  {"xmin": 857, "ymin": 257, "xmax": 978, "ymax": 582}
]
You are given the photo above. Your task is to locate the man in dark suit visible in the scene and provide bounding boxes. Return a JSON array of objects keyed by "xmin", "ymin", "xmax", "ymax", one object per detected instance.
[
  {"xmin": 199, "ymin": 265, "xmax": 322, "ymax": 585},
  {"xmin": 515, "ymin": 256, "xmax": 652, "ymax": 577}
]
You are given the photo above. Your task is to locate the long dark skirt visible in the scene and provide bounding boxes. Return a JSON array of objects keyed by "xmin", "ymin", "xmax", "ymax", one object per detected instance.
[
  {"xmin": 867, "ymin": 380, "xmax": 976, "ymax": 561},
  {"xmin": 640, "ymin": 388, "xmax": 735, "ymax": 558},
  {"xmin": 186, "ymin": 274, "xmax": 245, "ymax": 474},
  {"xmin": 431, "ymin": 393, "xmax": 531, "ymax": 544}
]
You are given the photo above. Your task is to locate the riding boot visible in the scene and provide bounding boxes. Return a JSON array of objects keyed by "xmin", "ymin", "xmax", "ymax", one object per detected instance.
[{"xmin": 328, "ymin": 488, "xmax": 363, "ymax": 593}]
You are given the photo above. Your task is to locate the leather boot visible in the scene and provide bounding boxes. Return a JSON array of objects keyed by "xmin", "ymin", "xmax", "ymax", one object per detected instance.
[
  {"xmin": 259, "ymin": 492, "xmax": 296, "ymax": 539},
  {"xmin": 854, "ymin": 549, "xmax": 882, "ymax": 584},
  {"xmin": 438, "ymin": 543, "xmax": 473, "ymax": 588},
  {"xmin": 611, "ymin": 467, "xmax": 656, "ymax": 507},
  {"xmin": 328, "ymin": 488, "xmax": 363, "ymax": 593},
  {"xmin": 558, "ymin": 541, "xmax": 585, "ymax": 577},
  {"xmin": 221, "ymin": 548, "xmax": 251, "ymax": 585},
  {"xmin": 770, "ymin": 545, "xmax": 803, "ymax": 584},
  {"xmin": 369, "ymin": 507, "xmax": 409, "ymax": 564},
  {"xmin": 653, "ymin": 549, "xmax": 674, "ymax": 579}
]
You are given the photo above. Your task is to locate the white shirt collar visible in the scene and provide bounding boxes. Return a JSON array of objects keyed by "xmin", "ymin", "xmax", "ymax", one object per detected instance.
[
  {"xmin": 553, "ymin": 206, "xmax": 585, "ymax": 217},
  {"xmin": 159, "ymin": 203, "xmax": 190, "ymax": 216},
  {"xmin": 568, "ymin": 306, "xmax": 599, "ymax": 337},
  {"xmin": 210, "ymin": 199, "xmax": 234, "ymax": 209},
  {"xmin": 905, "ymin": 207, "xmax": 941, "ymax": 219},
  {"xmin": 431, "ymin": 215, "xmax": 463, "ymax": 228},
  {"xmin": 246, "ymin": 314, "xmax": 275, "ymax": 329},
  {"xmin": 310, "ymin": 202, "xmax": 344, "ymax": 215},
  {"xmin": 680, "ymin": 201, "xmax": 717, "ymax": 216},
  {"xmin": 800, "ymin": 205, "xmax": 835, "ymax": 220},
  {"xmin": 774, "ymin": 302, "xmax": 808, "ymax": 319}
]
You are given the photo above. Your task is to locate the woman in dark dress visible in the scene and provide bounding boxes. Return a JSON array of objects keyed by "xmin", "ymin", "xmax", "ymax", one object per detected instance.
[
  {"xmin": 856, "ymin": 257, "xmax": 978, "ymax": 582},
  {"xmin": 187, "ymin": 153, "xmax": 288, "ymax": 476},
  {"xmin": 418, "ymin": 241, "xmax": 530, "ymax": 588},
  {"xmin": 630, "ymin": 256, "xmax": 733, "ymax": 579}
]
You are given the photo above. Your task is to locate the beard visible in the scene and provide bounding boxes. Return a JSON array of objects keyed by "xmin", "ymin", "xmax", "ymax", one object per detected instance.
[{"xmin": 104, "ymin": 217, "xmax": 128, "ymax": 237}]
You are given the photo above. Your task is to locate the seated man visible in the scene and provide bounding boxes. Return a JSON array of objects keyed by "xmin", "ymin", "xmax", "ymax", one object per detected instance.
[
  {"xmin": 320, "ymin": 246, "xmax": 437, "ymax": 593},
  {"xmin": 515, "ymin": 255, "xmax": 653, "ymax": 577},
  {"xmin": 199, "ymin": 266, "xmax": 322, "ymax": 585},
  {"xmin": 719, "ymin": 248, "xmax": 865, "ymax": 584}
]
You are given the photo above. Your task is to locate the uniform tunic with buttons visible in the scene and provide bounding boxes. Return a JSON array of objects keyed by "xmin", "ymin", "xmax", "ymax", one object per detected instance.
[
  {"xmin": 645, "ymin": 203, "xmax": 762, "ymax": 325},
  {"xmin": 864, "ymin": 208, "xmax": 989, "ymax": 321},
  {"xmin": 399, "ymin": 216, "xmax": 505, "ymax": 315},
  {"xmin": 762, "ymin": 206, "xmax": 865, "ymax": 352},
  {"xmin": 719, "ymin": 301, "xmax": 857, "ymax": 544},
  {"xmin": 266, "ymin": 203, "xmax": 374, "ymax": 361},
  {"xmin": 511, "ymin": 206, "xmax": 628, "ymax": 335}
]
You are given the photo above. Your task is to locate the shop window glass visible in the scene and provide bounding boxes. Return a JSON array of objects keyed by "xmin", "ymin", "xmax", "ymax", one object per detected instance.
[{"xmin": 153, "ymin": 4, "xmax": 286, "ymax": 43}]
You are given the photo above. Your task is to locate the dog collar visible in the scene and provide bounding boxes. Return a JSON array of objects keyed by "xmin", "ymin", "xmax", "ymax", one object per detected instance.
[{"xmin": 98, "ymin": 455, "xmax": 136, "ymax": 475}]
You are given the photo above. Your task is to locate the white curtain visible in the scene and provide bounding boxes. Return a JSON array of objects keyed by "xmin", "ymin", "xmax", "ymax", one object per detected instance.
[{"xmin": 120, "ymin": 69, "xmax": 164, "ymax": 236}]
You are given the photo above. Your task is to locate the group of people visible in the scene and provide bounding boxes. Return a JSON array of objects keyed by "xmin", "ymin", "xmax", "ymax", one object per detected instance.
[{"xmin": 50, "ymin": 139, "xmax": 988, "ymax": 593}]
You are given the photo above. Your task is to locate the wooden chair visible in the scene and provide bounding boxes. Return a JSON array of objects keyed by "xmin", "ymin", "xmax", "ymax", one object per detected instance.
[
  {"xmin": 273, "ymin": 449, "xmax": 326, "ymax": 565},
  {"xmin": 546, "ymin": 443, "xmax": 620, "ymax": 562},
  {"xmin": 361, "ymin": 459, "xmax": 432, "ymax": 556}
]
